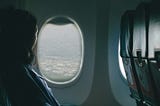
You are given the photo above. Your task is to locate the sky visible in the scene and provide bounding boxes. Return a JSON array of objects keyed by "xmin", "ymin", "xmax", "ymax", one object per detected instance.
[{"xmin": 38, "ymin": 23, "xmax": 82, "ymax": 59}]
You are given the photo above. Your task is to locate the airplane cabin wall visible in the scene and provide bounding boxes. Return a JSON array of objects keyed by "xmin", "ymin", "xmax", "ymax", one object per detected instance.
[{"xmin": 24, "ymin": 0, "xmax": 96, "ymax": 105}]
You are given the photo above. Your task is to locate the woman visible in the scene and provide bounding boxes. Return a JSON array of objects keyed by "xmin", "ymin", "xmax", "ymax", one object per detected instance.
[{"xmin": 0, "ymin": 8, "xmax": 60, "ymax": 106}]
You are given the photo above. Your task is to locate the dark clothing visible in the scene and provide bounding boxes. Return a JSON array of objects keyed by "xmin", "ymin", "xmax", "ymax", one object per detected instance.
[{"xmin": 0, "ymin": 64, "xmax": 60, "ymax": 106}]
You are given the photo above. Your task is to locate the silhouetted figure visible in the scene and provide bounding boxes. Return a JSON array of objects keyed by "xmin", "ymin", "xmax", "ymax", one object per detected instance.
[{"xmin": 0, "ymin": 8, "xmax": 60, "ymax": 106}]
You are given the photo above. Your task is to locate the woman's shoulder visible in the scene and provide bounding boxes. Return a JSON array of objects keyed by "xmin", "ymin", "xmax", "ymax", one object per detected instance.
[{"xmin": 23, "ymin": 64, "xmax": 45, "ymax": 80}]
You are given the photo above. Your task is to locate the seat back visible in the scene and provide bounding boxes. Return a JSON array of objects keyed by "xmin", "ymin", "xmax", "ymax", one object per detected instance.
[
  {"xmin": 147, "ymin": 2, "xmax": 160, "ymax": 105},
  {"xmin": 120, "ymin": 10, "xmax": 142, "ymax": 101},
  {"xmin": 120, "ymin": 2, "xmax": 160, "ymax": 106},
  {"xmin": 132, "ymin": 3, "xmax": 157, "ymax": 105}
]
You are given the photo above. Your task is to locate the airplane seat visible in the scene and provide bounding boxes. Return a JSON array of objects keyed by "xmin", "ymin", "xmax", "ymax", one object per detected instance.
[
  {"xmin": 121, "ymin": 2, "xmax": 160, "ymax": 106},
  {"xmin": 132, "ymin": 3, "xmax": 158, "ymax": 106},
  {"xmin": 147, "ymin": 2, "xmax": 160, "ymax": 105},
  {"xmin": 120, "ymin": 9, "xmax": 148, "ymax": 106},
  {"xmin": 120, "ymin": 10, "xmax": 141, "ymax": 101}
]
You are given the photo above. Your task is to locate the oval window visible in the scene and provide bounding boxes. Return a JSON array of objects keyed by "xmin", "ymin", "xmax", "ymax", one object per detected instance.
[{"xmin": 37, "ymin": 16, "xmax": 84, "ymax": 84}]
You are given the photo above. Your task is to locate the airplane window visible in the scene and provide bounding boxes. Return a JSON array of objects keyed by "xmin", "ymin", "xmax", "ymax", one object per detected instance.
[
  {"xmin": 118, "ymin": 41, "xmax": 127, "ymax": 79},
  {"xmin": 37, "ymin": 16, "xmax": 84, "ymax": 84}
]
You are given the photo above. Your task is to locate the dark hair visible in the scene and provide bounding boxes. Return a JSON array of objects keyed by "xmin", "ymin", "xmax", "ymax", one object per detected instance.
[{"xmin": 0, "ymin": 8, "xmax": 37, "ymax": 64}]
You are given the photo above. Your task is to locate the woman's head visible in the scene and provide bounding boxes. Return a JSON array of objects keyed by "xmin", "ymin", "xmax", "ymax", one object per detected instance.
[{"xmin": 0, "ymin": 8, "xmax": 37, "ymax": 64}]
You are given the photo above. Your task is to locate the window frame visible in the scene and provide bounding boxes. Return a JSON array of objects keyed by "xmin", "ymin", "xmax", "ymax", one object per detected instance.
[{"xmin": 37, "ymin": 16, "xmax": 84, "ymax": 87}]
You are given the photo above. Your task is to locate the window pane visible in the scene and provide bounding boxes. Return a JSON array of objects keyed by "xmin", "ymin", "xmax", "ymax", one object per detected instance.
[
  {"xmin": 37, "ymin": 18, "xmax": 83, "ymax": 84},
  {"xmin": 118, "ymin": 42, "xmax": 127, "ymax": 79}
]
